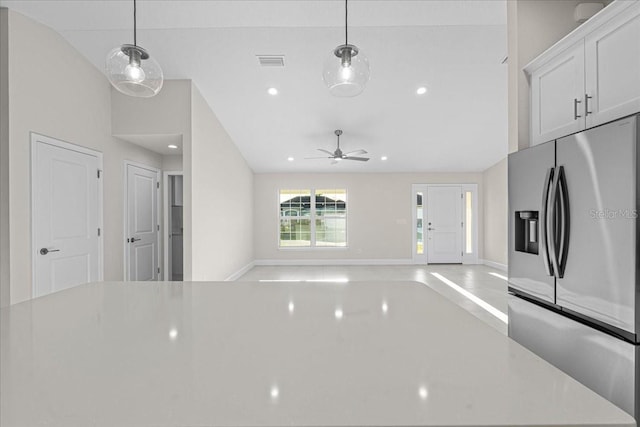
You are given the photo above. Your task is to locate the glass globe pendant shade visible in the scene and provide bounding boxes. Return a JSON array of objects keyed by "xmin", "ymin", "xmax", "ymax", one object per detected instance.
[
  {"xmin": 322, "ymin": 44, "xmax": 370, "ymax": 97},
  {"xmin": 106, "ymin": 44, "xmax": 163, "ymax": 98}
]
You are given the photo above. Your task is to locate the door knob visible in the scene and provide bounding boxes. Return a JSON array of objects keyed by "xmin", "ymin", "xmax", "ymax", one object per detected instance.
[
  {"xmin": 39, "ymin": 247, "xmax": 60, "ymax": 255},
  {"xmin": 130, "ymin": 237, "xmax": 141, "ymax": 243},
  {"xmin": 427, "ymin": 227, "xmax": 436, "ymax": 231}
]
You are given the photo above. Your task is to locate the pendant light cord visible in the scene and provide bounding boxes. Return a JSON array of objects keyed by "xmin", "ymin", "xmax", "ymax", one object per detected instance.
[
  {"xmin": 344, "ymin": 0, "xmax": 348, "ymax": 45},
  {"xmin": 133, "ymin": 0, "xmax": 137, "ymax": 46}
]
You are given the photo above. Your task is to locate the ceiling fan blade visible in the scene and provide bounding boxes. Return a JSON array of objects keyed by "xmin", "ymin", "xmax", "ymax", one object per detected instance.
[
  {"xmin": 344, "ymin": 149, "xmax": 367, "ymax": 156},
  {"xmin": 344, "ymin": 156, "xmax": 370, "ymax": 162},
  {"xmin": 305, "ymin": 156, "xmax": 333, "ymax": 160},
  {"xmin": 317, "ymin": 148, "xmax": 335, "ymax": 156}
]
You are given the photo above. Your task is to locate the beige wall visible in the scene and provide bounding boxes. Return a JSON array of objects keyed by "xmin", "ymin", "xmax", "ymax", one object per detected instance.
[
  {"xmin": 111, "ymin": 79, "xmax": 253, "ymax": 281},
  {"xmin": 0, "ymin": 9, "xmax": 9, "ymax": 307},
  {"xmin": 111, "ymin": 80, "xmax": 191, "ymax": 280},
  {"xmin": 162, "ymin": 155, "xmax": 183, "ymax": 171},
  {"xmin": 111, "ymin": 79, "xmax": 192, "ymax": 138},
  {"xmin": 5, "ymin": 10, "xmax": 162, "ymax": 304},
  {"xmin": 482, "ymin": 158, "xmax": 508, "ymax": 266},
  {"xmin": 190, "ymin": 85, "xmax": 254, "ymax": 279},
  {"xmin": 254, "ymin": 173, "xmax": 483, "ymax": 262},
  {"xmin": 507, "ymin": 1, "xmax": 611, "ymax": 153}
]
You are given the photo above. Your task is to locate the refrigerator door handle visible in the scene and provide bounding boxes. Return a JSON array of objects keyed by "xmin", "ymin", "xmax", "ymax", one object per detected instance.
[
  {"xmin": 540, "ymin": 167, "xmax": 555, "ymax": 276},
  {"xmin": 549, "ymin": 168, "xmax": 561, "ymax": 278},
  {"xmin": 556, "ymin": 166, "xmax": 570, "ymax": 278}
]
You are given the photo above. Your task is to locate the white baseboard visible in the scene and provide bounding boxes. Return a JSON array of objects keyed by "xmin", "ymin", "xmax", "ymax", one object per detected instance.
[
  {"xmin": 253, "ymin": 258, "xmax": 415, "ymax": 266},
  {"xmin": 481, "ymin": 259, "xmax": 508, "ymax": 272},
  {"xmin": 225, "ymin": 261, "xmax": 256, "ymax": 281}
]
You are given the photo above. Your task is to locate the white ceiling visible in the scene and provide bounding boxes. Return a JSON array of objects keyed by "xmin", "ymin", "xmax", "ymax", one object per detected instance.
[{"xmin": 0, "ymin": 0, "xmax": 508, "ymax": 173}]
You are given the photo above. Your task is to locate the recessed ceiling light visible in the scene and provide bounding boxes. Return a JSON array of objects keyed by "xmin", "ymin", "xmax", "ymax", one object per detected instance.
[
  {"xmin": 381, "ymin": 156, "xmax": 388, "ymax": 161},
  {"xmin": 268, "ymin": 87, "xmax": 278, "ymax": 95},
  {"xmin": 287, "ymin": 156, "xmax": 294, "ymax": 162},
  {"xmin": 168, "ymin": 144, "xmax": 178, "ymax": 149},
  {"xmin": 416, "ymin": 86, "xmax": 427, "ymax": 95}
]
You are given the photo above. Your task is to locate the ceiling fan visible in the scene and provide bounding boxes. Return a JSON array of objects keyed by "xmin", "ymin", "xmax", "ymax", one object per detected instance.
[{"xmin": 306, "ymin": 130, "xmax": 369, "ymax": 163}]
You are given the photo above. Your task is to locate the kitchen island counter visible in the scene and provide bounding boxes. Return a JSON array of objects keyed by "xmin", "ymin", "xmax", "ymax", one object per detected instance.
[{"xmin": 1, "ymin": 280, "xmax": 635, "ymax": 427}]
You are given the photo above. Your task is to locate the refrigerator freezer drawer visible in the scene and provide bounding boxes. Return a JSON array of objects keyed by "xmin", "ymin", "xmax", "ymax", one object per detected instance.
[{"xmin": 508, "ymin": 295, "xmax": 638, "ymax": 416}]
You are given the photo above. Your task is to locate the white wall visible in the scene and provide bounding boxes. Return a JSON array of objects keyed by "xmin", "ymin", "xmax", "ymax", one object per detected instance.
[
  {"xmin": 190, "ymin": 84, "xmax": 254, "ymax": 280},
  {"xmin": 254, "ymin": 172, "xmax": 483, "ymax": 262},
  {"xmin": 4, "ymin": 10, "xmax": 162, "ymax": 304},
  {"xmin": 482, "ymin": 158, "xmax": 508, "ymax": 267}
]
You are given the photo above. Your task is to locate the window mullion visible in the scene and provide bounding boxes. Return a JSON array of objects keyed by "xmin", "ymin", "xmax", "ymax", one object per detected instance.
[{"xmin": 310, "ymin": 190, "xmax": 316, "ymax": 247}]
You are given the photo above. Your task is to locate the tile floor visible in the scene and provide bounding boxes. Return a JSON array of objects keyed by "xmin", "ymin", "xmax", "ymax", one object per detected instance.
[{"xmin": 237, "ymin": 264, "xmax": 509, "ymax": 334}]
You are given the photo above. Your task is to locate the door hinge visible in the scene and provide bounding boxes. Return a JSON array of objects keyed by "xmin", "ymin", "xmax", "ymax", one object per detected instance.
[
  {"xmin": 97, "ymin": 228, "xmax": 101, "ymax": 236},
  {"xmin": 157, "ymin": 267, "xmax": 160, "ymax": 274},
  {"xmin": 97, "ymin": 169, "xmax": 102, "ymax": 178},
  {"xmin": 461, "ymin": 222, "xmax": 463, "ymax": 228},
  {"xmin": 157, "ymin": 182, "xmax": 160, "ymax": 189},
  {"xmin": 461, "ymin": 194, "xmax": 463, "ymax": 199},
  {"xmin": 157, "ymin": 224, "xmax": 160, "ymax": 231}
]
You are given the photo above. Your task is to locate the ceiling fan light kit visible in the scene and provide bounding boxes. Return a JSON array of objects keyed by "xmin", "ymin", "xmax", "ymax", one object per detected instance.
[
  {"xmin": 322, "ymin": 0, "xmax": 370, "ymax": 97},
  {"xmin": 106, "ymin": 0, "xmax": 163, "ymax": 98}
]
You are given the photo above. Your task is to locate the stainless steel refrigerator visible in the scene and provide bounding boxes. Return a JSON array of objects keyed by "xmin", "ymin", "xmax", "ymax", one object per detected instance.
[{"xmin": 508, "ymin": 114, "xmax": 640, "ymax": 417}]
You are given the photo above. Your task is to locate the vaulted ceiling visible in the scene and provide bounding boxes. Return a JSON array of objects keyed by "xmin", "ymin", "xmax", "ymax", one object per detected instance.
[{"xmin": 0, "ymin": 0, "xmax": 508, "ymax": 173}]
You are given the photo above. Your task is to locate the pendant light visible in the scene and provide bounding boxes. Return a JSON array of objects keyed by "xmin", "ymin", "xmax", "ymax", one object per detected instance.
[
  {"xmin": 322, "ymin": 0, "xmax": 370, "ymax": 97},
  {"xmin": 105, "ymin": 0, "xmax": 163, "ymax": 97}
]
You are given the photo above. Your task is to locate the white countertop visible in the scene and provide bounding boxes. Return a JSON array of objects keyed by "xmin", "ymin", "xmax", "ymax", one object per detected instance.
[{"xmin": 0, "ymin": 281, "xmax": 635, "ymax": 427}]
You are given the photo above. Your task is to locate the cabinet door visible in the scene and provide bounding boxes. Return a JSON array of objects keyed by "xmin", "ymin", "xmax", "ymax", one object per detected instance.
[
  {"xmin": 530, "ymin": 41, "xmax": 585, "ymax": 146},
  {"xmin": 585, "ymin": 3, "xmax": 640, "ymax": 128}
]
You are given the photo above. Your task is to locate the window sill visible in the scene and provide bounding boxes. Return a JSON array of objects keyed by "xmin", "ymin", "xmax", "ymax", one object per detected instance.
[{"xmin": 278, "ymin": 246, "xmax": 349, "ymax": 251}]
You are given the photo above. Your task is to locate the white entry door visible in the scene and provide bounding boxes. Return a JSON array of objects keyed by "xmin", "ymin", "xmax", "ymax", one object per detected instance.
[
  {"xmin": 126, "ymin": 163, "xmax": 159, "ymax": 281},
  {"xmin": 426, "ymin": 186, "xmax": 462, "ymax": 264},
  {"xmin": 32, "ymin": 135, "xmax": 102, "ymax": 297}
]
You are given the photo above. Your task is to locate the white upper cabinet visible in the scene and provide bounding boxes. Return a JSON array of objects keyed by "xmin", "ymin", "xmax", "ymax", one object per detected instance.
[
  {"xmin": 530, "ymin": 41, "xmax": 585, "ymax": 145},
  {"xmin": 527, "ymin": 1, "xmax": 640, "ymax": 146},
  {"xmin": 585, "ymin": 6, "xmax": 640, "ymax": 128}
]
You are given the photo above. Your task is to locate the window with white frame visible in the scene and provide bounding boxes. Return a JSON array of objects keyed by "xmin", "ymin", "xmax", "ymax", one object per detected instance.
[{"xmin": 279, "ymin": 189, "xmax": 347, "ymax": 248}]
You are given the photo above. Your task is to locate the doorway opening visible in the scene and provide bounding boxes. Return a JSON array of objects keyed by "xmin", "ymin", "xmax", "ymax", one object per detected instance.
[
  {"xmin": 412, "ymin": 184, "xmax": 478, "ymax": 264},
  {"xmin": 164, "ymin": 172, "xmax": 183, "ymax": 281}
]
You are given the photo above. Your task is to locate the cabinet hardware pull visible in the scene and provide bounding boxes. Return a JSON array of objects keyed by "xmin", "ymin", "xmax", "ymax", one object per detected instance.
[
  {"xmin": 585, "ymin": 94, "xmax": 593, "ymax": 115},
  {"xmin": 574, "ymin": 98, "xmax": 582, "ymax": 120}
]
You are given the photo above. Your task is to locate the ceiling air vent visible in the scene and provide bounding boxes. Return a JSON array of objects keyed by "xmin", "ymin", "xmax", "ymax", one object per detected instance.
[{"xmin": 257, "ymin": 55, "xmax": 285, "ymax": 67}]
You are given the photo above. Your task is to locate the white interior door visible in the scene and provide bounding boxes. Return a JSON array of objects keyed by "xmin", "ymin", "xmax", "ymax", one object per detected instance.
[
  {"xmin": 32, "ymin": 135, "xmax": 102, "ymax": 297},
  {"xmin": 126, "ymin": 163, "xmax": 159, "ymax": 281},
  {"xmin": 426, "ymin": 186, "xmax": 462, "ymax": 264}
]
